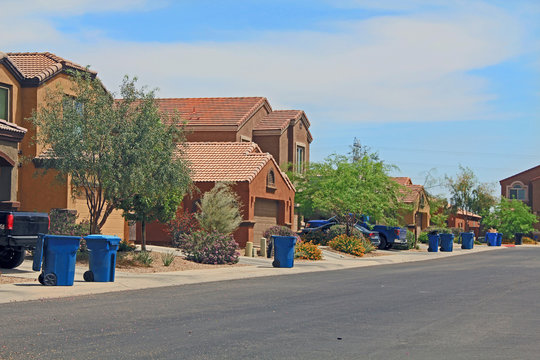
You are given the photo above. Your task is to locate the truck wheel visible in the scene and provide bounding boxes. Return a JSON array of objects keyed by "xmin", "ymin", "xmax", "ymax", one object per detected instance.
[
  {"xmin": 0, "ymin": 247, "xmax": 26, "ymax": 269},
  {"xmin": 378, "ymin": 236, "xmax": 387, "ymax": 250},
  {"xmin": 385, "ymin": 243, "xmax": 393, "ymax": 250}
]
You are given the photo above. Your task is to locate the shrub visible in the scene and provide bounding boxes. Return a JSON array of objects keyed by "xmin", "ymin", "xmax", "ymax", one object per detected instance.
[
  {"xmin": 133, "ymin": 251, "xmax": 154, "ymax": 267},
  {"xmin": 118, "ymin": 239, "xmax": 136, "ymax": 252},
  {"xmin": 295, "ymin": 241, "xmax": 323, "ymax": 260},
  {"xmin": 263, "ymin": 225, "xmax": 297, "ymax": 240},
  {"xmin": 195, "ymin": 182, "xmax": 242, "ymax": 235},
  {"xmin": 49, "ymin": 209, "xmax": 90, "ymax": 237},
  {"xmin": 177, "ymin": 231, "xmax": 240, "ymax": 264},
  {"xmin": 327, "ymin": 225, "xmax": 362, "ymax": 242},
  {"xmin": 328, "ymin": 234, "xmax": 365, "ymax": 257},
  {"xmin": 168, "ymin": 211, "xmax": 200, "ymax": 247},
  {"xmin": 361, "ymin": 237, "xmax": 376, "ymax": 253},
  {"xmin": 301, "ymin": 230, "xmax": 329, "ymax": 245},
  {"xmin": 418, "ymin": 232, "xmax": 429, "ymax": 244},
  {"xmin": 161, "ymin": 251, "xmax": 176, "ymax": 266}
]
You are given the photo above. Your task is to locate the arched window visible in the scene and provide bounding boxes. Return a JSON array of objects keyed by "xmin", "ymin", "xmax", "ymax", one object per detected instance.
[
  {"xmin": 509, "ymin": 182, "xmax": 527, "ymax": 201},
  {"xmin": 267, "ymin": 169, "xmax": 276, "ymax": 187}
]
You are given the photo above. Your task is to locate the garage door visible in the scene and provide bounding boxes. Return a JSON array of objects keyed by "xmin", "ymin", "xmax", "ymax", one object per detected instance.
[{"xmin": 253, "ymin": 198, "xmax": 279, "ymax": 246}]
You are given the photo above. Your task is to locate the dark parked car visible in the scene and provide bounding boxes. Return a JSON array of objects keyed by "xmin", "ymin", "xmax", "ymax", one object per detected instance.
[
  {"xmin": 299, "ymin": 218, "xmax": 381, "ymax": 247},
  {"xmin": 353, "ymin": 224, "xmax": 381, "ymax": 247}
]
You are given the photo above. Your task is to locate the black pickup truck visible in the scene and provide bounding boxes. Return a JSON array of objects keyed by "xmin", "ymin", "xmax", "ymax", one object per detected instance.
[{"xmin": 0, "ymin": 211, "xmax": 49, "ymax": 269}]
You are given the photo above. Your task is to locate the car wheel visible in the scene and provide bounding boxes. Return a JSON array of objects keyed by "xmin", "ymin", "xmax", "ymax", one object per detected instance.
[
  {"xmin": 378, "ymin": 235, "xmax": 387, "ymax": 250},
  {"xmin": 0, "ymin": 247, "xmax": 26, "ymax": 269}
]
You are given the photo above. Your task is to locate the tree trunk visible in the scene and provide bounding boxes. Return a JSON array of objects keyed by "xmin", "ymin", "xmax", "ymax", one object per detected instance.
[{"xmin": 141, "ymin": 220, "xmax": 147, "ymax": 252}]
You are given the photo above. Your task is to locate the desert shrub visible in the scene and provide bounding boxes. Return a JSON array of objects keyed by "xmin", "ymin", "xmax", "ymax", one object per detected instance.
[
  {"xmin": 177, "ymin": 231, "xmax": 239, "ymax": 264},
  {"xmin": 361, "ymin": 237, "xmax": 376, "ymax": 253},
  {"xmin": 263, "ymin": 225, "xmax": 297, "ymax": 240},
  {"xmin": 328, "ymin": 234, "xmax": 365, "ymax": 257},
  {"xmin": 327, "ymin": 225, "xmax": 362, "ymax": 242},
  {"xmin": 161, "ymin": 251, "xmax": 176, "ymax": 266},
  {"xmin": 168, "ymin": 211, "xmax": 200, "ymax": 247},
  {"xmin": 49, "ymin": 209, "xmax": 90, "ymax": 237},
  {"xmin": 418, "ymin": 232, "xmax": 429, "ymax": 244},
  {"xmin": 118, "ymin": 239, "xmax": 136, "ymax": 252},
  {"xmin": 295, "ymin": 241, "xmax": 323, "ymax": 260},
  {"xmin": 300, "ymin": 230, "xmax": 329, "ymax": 245},
  {"xmin": 133, "ymin": 251, "xmax": 154, "ymax": 267},
  {"xmin": 523, "ymin": 236, "xmax": 537, "ymax": 245},
  {"xmin": 195, "ymin": 182, "xmax": 242, "ymax": 235}
]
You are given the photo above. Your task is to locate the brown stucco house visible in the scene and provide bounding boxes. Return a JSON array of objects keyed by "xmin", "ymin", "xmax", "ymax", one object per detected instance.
[
  {"xmin": 500, "ymin": 165, "xmax": 540, "ymax": 231},
  {"xmin": 155, "ymin": 97, "xmax": 313, "ymax": 171},
  {"xmin": 0, "ymin": 52, "xmax": 126, "ymax": 238},
  {"xmin": 0, "ymin": 119, "xmax": 27, "ymax": 210},
  {"xmin": 392, "ymin": 177, "xmax": 430, "ymax": 236},
  {"xmin": 140, "ymin": 142, "xmax": 295, "ymax": 247},
  {"xmin": 447, "ymin": 209, "xmax": 481, "ymax": 236}
]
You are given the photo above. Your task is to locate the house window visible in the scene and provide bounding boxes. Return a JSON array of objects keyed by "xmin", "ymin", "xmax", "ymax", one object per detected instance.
[
  {"xmin": 0, "ymin": 85, "xmax": 9, "ymax": 121},
  {"xmin": 509, "ymin": 182, "xmax": 527, "ymax": 201},
  {"xmin": 296, "ymin": 145, "xmax": 305, "ymax": 173},
  {"xmin": 267, "ymin": 169, "xmax": 276, "ymax": 187}
]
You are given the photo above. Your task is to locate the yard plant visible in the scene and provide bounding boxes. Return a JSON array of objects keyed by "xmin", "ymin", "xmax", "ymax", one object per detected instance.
[
  {"xmin": 328, "ymin": 234, "xmax": 366, "ymax": 257},
  {"xmin": 295, "ymin": 241, "xmax": 323, "ymax": 260},
  {"xmin": 176, "ymin": 231, "xmax": 240, "ymax": 265}
]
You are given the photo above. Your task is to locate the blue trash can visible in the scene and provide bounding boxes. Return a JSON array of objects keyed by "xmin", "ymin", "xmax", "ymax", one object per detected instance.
[
  {"xmin": 33, "ymin": 234, "xmax": 81, "ymax": 286},
  {"xmin": 486, "ymin": 232, "xmax": 498, "ymax": 246},
  {"xmin": 83, "ymin": 235, "xmax": 121, "ymax": 282},
  {"xmin": 439, "ymin": 233, "xmax": 454, "ymax": 252},
  {"xmin": 496, "ymin": 233, "xmax": 503, "ymax": 246},
  {"xmin": 428, "ymin": 233, "xmax": 439, "ymax": 252},
  {"xmin": 461, "ymin": 232, "xmax": 474, "ymax": 250},
  {"xmin": 271, "ymin": 235, "xmax": 296, "ymax": 268}
]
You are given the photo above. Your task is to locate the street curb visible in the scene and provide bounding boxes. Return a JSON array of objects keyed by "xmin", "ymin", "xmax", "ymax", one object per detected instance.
[{"xmin": 0, "ymin": 245, "xmax": 527, "ymax": 304}]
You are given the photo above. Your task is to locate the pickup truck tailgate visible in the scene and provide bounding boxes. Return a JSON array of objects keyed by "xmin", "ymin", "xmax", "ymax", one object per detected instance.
[{"xmin": 8, "ymin": 212, "xmax": 49, "ymax": 236}]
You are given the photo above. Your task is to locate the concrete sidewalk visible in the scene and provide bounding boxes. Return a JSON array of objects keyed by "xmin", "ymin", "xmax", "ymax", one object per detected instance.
[{"xmin": 0, "ymin": 244, "xmax": 517, "ymax": 304}]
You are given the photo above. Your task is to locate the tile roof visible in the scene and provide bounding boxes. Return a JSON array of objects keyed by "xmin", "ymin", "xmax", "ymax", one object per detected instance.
[
  {"xmin": 178, "ymin": 142, "xmax": 294, "ymax": 190},
  {"xmin": 0, "ymin": 119, "xmax": 27, "ymax": 135},
  {"xmin": 156, "ymin": 97, "xmax": 270, "ymax": 128},
  {"xmin": 392, "ymin": 177, "xmax": 424, "ymax": 203},
  {"xmin": 1, "ymin": 52, "xmax": 95, "ymax": 85},
  {"xmin": 455, "ymin": 208, "xmax": 482, "ymax": 219},
  {"xmin": 499, "ymin": 164, "xmax": 540, "ymax": 183},
  {"xmin": 255, "ymin": 110, "xmax": 303, "ymax": 131},
  {"xmin": 392, "ymin": 177, "xmax": 413, "ymax": 186}
]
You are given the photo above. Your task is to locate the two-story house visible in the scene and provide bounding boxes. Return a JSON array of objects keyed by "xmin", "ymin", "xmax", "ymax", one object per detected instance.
[
  {"xmin": 0, "ymin": 52, "xmax": 127, "ymax": 238},
  {"xmin": 500, "ymin": 165, "xmax": 540, "ymax": 231},
  {"xmin": 155, "ymin": 97, "xmax": 313, "ymax": 171},
  {"xmin": 392, "ymin": 177, "xmax": 431, "ymax": 237}
]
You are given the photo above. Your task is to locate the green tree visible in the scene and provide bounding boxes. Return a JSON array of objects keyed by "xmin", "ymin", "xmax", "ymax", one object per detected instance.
[
  {"xmin": 482, "ymin": 198, "xmax": 538, "ymax": 236},
  {"xmin": 113, "ymin": 78, "xmax": 191, "ymax": 251},
  {"xmin": 32, "ymin": 72, "xmax": 191, "ymax": 239},
  {"xmin": 445, "ymin": 166, "xmax": 496, "ymax": 230},
  {"xmin": 32, "ymin": 71, "xmax": 118, "ymax": 233},
  {"xmin": 195, "ymin": 182, "xmax": 243, "ymax": 235},
  {"xmin": 290, "ymin": 149, "xmax": 404, "ymax": 234}
]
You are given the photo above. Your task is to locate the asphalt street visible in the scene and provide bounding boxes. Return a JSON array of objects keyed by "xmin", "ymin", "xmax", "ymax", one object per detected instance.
[{"xmin": 1, "ymin": 247, "xmax": 539, "ymax": 360}]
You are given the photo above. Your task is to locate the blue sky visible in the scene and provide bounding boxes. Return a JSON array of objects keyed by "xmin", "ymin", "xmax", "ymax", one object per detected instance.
[{"xmin": 2, "ymin": 0, "xmax": 539, "ymax": 197}]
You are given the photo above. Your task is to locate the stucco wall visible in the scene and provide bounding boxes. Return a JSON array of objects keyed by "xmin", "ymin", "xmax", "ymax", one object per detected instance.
[{"xmin": 140, "ymin": 161, "xmax": 294, "ymax": 248}]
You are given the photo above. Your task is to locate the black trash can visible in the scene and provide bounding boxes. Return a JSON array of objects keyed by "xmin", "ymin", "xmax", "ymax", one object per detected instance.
[{"xmin": 515, "ymin": 233, "xmax": 524, "ymax": 245}]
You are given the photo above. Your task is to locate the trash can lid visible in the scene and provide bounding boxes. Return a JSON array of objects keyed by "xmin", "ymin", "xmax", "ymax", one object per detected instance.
[{"xmin": 84, "ymin": 234, "xmax": 121, "ymax": 245}]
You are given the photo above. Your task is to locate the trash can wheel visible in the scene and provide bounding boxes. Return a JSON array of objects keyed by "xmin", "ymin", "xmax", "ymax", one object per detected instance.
[
  {"xmin": 38, "ymin": 272, "xmax": 44, "ymax": 285},
  {"xmin": 83, "ymin": 270, "xmax": 94, "ymax": 282},
  {"xmin": 272, "ymin": 259, "xmax": 280, "ymax": 268},
  {"xmin": 42, "ymin": 272, "xmax": 57, "ymax": 286}
]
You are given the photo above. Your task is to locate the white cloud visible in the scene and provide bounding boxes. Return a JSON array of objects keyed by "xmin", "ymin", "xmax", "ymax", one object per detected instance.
[{"xmin": 0, "ymin": 0, "xmax": 532, "ymax": 123}]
